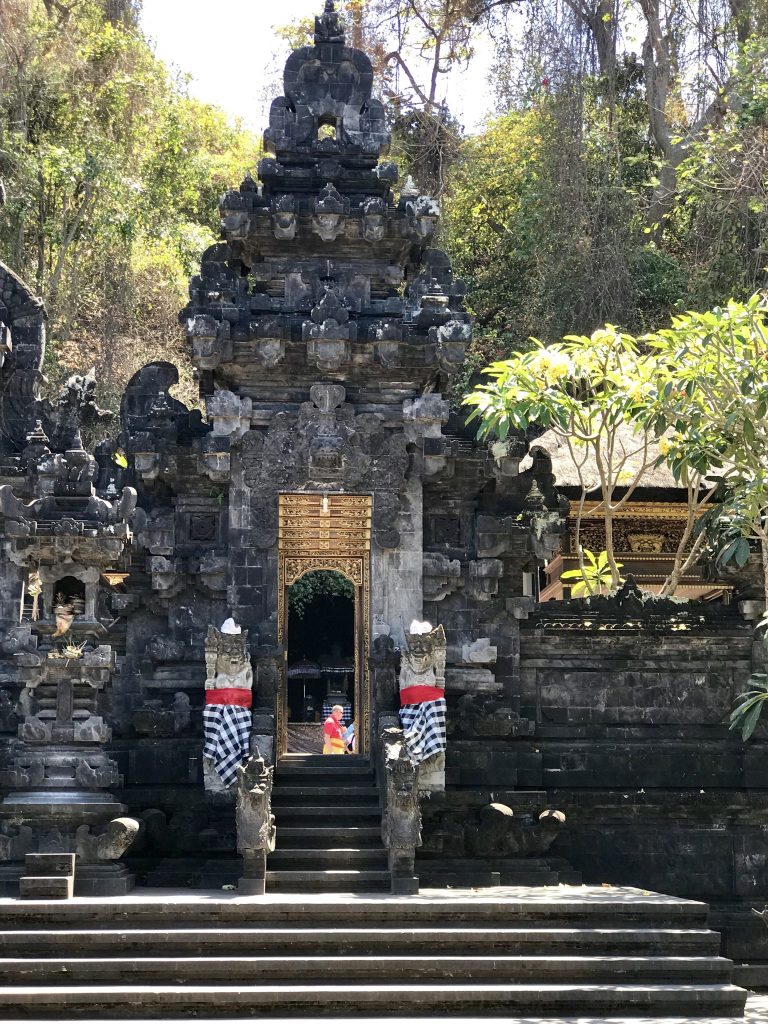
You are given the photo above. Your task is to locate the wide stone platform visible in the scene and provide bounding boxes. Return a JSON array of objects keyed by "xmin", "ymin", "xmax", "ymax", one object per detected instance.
[{"xmin": 0, "ymin": 884, "xmax": 748, "ymax": 1019}]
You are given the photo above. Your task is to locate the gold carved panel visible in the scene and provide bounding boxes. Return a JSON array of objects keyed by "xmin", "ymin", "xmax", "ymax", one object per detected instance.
[{"xmin": 277, "ymin": 493, "xmax": 372, "ymax": 756}]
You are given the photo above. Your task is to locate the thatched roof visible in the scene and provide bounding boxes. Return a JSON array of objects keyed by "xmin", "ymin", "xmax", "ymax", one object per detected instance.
[{"xmin": 527, "ymin": 421, "xmax": 682, "ymax": 492}]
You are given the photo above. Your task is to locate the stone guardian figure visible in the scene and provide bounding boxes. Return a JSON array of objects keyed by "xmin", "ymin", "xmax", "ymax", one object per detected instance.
[
  {"xmin": 202, "ymin": 618, "xmax": 253, "ymax": 792},
  {"xmin": 235, "ymin": 754, "xmax": 276, "ymax": 895},
  {"xmin": 398, "ymin": 619, "xmax": 447, "ymax": 792}
]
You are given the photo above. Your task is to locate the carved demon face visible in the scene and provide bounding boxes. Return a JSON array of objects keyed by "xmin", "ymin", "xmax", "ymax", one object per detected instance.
[
  {"xmin": 404, "ymin": 634, "xmax": 435, "ymax": 675},
  {"xmin": 363, "ymin": 214, "xmax": 386, "ymax": 243},
  {"xmin": 404, "ymin": 624, "xmax": 445, "ymax": 675},
  {"xmin": 216, "ymin": 634, "xmax": 249, "ymax": 677},
  {"xmin": 272, "ymin": 211, "xmax": 297, "ymax": 240},
  {"xmin": 313, "ymin": 213, "xmax": 343, "ymax": 241}
]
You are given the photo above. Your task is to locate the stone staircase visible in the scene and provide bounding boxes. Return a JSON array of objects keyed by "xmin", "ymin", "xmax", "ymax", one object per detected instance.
[
  {"xmin": 0, "ymin": 887, "xmax": 747, "ymax": 1018},
  {"xmin": 267, "ymin": 753, "xmax": 390, "ymax": 893}
]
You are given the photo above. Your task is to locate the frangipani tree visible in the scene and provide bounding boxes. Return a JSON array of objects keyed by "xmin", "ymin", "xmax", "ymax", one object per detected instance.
[
  {"xmin": 464, "ymin": 328, "xmax": 660, "ymax": 590},
  {"xmin": 640, "ymin": 294, "xmax": 768, "ymax": 604}
]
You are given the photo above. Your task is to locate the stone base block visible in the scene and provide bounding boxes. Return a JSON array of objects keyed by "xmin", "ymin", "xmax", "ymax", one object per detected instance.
[
  {"xmin": 74, "ymin": 863, "xmax": 135, "ymax": 897},
  {"xmin": 239, "ymin": 876, "xmax": 266, "ymax": 895},
  {"xmin": 391, "ymin": 875, "xmax": 419, "ymax": 895},
  {"xmin": 0, "ymin": 865, "xmax": 23, "ymax": 895},
  {"xmin": 19, "ymin": 874, "xmax": 73, "ymax": 899},
  {"xmin": 25, "ymin": 853, "xmax": 76, "ymax": 876}
]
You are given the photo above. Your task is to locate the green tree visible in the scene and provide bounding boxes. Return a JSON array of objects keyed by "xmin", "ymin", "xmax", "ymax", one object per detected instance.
[
  {"xmin": 464, "ymin": 327, "xmax": 660, "ymax": 588},
  {"xmin": 639, "ymin": 294, "xmax": 768, "ymax": 603},
  {"xmin": 0, "ymin": 0, "xmax": 258, "ymax": 409}
]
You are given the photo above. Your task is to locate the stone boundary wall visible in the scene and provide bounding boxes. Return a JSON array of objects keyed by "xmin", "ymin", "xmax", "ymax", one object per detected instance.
[{"xmin": 517, "ymin": 622, "xmax": 768, "ymax": 962}]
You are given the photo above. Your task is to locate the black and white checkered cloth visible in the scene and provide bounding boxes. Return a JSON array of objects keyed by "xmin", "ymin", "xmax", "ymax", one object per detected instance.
[
  {"xmin": 203, "ymin": 705, "xmax": 252, "ymax": 787},
  {"xmin": 399, "ymin": 698, "xmax": 447, "ymax": 765}
]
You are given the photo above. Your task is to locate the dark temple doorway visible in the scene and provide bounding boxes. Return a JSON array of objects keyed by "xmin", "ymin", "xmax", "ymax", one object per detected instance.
[{"xmin": 286, "ymin": 570, "xmax": 356, "ymax": 754}]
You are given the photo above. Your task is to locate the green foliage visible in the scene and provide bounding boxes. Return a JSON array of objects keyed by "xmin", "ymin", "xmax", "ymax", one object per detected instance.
[
  {"xmin": 288, "ymin": 571, "xmax": 355, "ymax": 621},
  {"xmin": 668, "ymin": 38, "xmax": 768, "ymax": 309},
  {"xmin": 465, "ymin": 326, "xmax": 660, "ymax": 587},
  {"xmin": 730, "ymin": 683, "xmax": 768, "ymax": 740},
  {"xmin": 0, "ymin": 0, "xmax": 258, "ymax": 409},
  {"xmin": 442, "ymin": 81, "xmax": 668, "ymax": 372},
  {"xmin": 561, "ymin": 549, "xmax": 624, "ymax": 597}
]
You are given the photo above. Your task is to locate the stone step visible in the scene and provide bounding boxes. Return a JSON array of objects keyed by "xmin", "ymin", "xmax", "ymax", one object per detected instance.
[
  {"xmin": 0, "ymin": 955, "xmax": 734, "ymax": 985},
  {"xmin": 272, "ymin": 786, "xmax": 379, "ymax": 801},
  {"xmin": 23, "ymin": 855, "xmax": 76, "ymax": 878},
  {"xmin": 420, "ymin": 867, "xmax": 560, "ymax": 887},
  {"xmin": 266, "ymin": 870, "xmax": 391, "ymax": 893},
  {"xmin": 0, "ymin": 981, "xmax": 746, "ymax": 1017},
  {"xmin": 276, "ymin": 765, "xmax": 374, "ymax": 777},
  {"xmin": 272, "ymin": 804, "xmax": 380, "ymax": 821},
  {"xmin": 0, "ymin": 927, "xmax": 723, "ymax": 957},
  {"xmin": 268, "ymin": 849, "xmax": 388, "ymax": 869},
  {"xmin": 276, "ymin": 826, "xmax": 382, "ymax": 847},
  {"xmin": 278, "ymin": 755, "xmax": 370, "ymax": 768},
  {"xmin": 0, "ymin": 893, "xmax": 713, "ymax": 928}
]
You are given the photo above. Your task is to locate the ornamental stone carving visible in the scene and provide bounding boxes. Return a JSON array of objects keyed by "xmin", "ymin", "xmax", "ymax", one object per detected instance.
[
  {"xmin": 239, "ymin": 386, "xmax": 408, "ymax": 549},
  {"xmin": 204, "ymin": 624, "xmax": 252, "ymax": 691}
]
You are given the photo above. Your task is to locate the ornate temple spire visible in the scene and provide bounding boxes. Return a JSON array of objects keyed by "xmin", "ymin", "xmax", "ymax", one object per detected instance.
[{"xmin": 315, "ymin": 0, "xmax": 345, "ymax": 44}]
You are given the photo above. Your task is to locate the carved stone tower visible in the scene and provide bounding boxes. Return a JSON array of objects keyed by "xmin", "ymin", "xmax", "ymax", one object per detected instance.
[{"xmin": 180, "ymin": 0, "xmax": 472, "ymax": 757}]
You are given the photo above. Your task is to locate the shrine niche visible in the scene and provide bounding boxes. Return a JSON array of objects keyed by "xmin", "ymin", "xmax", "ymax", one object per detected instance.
[{"xmin": 541, "ymin": 499, "xmax": 728, "ymax": 601}]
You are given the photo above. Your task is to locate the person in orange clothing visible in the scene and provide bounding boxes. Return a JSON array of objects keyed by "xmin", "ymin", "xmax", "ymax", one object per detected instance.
[{"xmin": 323, "ymin": 704, "xmax": 346, "ymax": 755}]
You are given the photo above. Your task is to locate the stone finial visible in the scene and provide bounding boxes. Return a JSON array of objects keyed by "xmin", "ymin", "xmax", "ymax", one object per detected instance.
[{"xmin": 315, "ymin": 0, "xmax": 345, "ymax": 44}]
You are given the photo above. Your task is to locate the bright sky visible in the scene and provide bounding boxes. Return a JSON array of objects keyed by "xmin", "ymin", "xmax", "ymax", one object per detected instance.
[{"xmin": 139, "ymin": 0, "xmax": 497, "ymax": 135}]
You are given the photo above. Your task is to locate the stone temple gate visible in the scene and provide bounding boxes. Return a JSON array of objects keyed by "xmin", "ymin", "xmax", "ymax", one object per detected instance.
[
  {"xmin": 0, "ymin": 0, "xmax": 568, "ymax": 895},
  {"xmin": 0, "ymin": 10, "xmax": 764, "ymax": 1013}
]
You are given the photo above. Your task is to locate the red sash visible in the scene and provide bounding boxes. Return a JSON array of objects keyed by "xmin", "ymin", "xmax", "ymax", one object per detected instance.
[
  {"xmin": 399, "ymin": 684, "xmax": 445, "ymax": 706},
  {"xmin": 205, "ymin": 688, "xmax": 252, "ymax": 708}
]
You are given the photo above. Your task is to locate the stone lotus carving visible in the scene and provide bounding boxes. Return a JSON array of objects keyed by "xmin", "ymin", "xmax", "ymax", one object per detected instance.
[
  {"xmin": 303, "ymin": 285, "xmax": 355, "ymax": 372},
  {"xmin": 271, "ymin": 194, "xmax": 297, "ymax": 240},
  {"xmin": 312, "ymin": 183, "xmax": 347, "ymax": 241},
  {"xmin": 362, "ymin": 196, "xmax": 387, "ymax": 242}
]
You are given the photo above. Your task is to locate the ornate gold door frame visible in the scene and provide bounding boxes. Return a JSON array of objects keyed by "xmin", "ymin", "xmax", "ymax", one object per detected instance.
[{"xmin": 277, "ymin": 494, "xmax": 372, "ymax": 757}]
